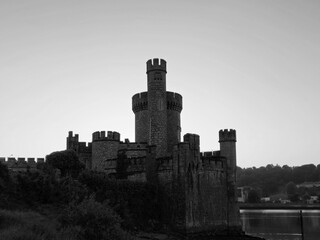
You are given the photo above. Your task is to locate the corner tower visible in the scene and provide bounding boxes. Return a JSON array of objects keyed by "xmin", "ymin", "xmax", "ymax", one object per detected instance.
[
  {"xmin": 219, "ymin": 129, "xmax": 241, "ymax": 228},
  {"xmin": 132, "ymin": 59, "xmax": 183, "ymax": 157}
]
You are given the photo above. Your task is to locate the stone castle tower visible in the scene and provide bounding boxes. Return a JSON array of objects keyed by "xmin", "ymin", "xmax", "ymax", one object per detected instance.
[
  {"xmin": 66, "ymin": 58, "xmax": 242, "ymax": 237},
  {"xmin": 132, "ymin": 59, "xmax": 182, "ymax": 157}
]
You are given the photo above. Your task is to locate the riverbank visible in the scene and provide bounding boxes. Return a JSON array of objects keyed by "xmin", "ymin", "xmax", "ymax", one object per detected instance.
[{"xmin": 239, "ymin": 203, "xmax": 320, "ymax": 210}]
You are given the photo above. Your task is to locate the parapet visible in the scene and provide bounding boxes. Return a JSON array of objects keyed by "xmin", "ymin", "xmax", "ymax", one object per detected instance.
[
  {"xmin": 78, "ymin": 142, "xmax": 92, "ymax": 153},
  {"xmin": 0, "ymin": 157, "xmax": 43, "ymax": 171},
  {"xmin": 146, "ymin": 58, "xmax": 167, "ymax": 73},
  {"xmin": 219, "ymin": 129, "xmax": 236, "ymax": 142},
  {"xmin": 201, "ymin": 151, "xmax": 220, "ymax": 157},
  {"xmin": 166, "ymin": 92, "xmax": 183, "ymax": 112},
  {"xmin": 92, "ymin": 131, "xmax": 121, "ymax": 142},
  {"xmin": 132, "ymin": 92, "xmax": 148, "ymax": 113}
]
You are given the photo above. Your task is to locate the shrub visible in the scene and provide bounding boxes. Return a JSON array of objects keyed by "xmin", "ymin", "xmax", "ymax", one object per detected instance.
[
  {"xmin": 46, "ymin": 150, "xmax": 84, "ymax": 177},
  {"xmin": 59, "ymin": 195, "xmax": 127, "ymax": 240}
]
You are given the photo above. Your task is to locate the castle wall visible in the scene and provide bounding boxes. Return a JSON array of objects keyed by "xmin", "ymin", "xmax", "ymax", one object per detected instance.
[
  {"xmin": 92, "ymin": 140, "xmax": 119, "ymax": 171},
  {"xmin": 119, "ymin": 142, "xmax": 148, "ymax": 158},
  {"xmin": 169, "ymin": 134, "xmax": 238, "ymax": 236},
  {"xmin": 126, "ymin": 157, "xmax": 146, "ymax": 182},
  {"xmin": 0, "ymin": 157, "xmax": 44, "ymax": 172},
  {"xmin": 157, "ymin": 157, "xmax": 173, "ymax": 185}
]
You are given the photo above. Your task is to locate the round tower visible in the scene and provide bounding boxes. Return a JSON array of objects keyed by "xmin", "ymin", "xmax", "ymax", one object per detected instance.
[
  {"xmin": 132, "ymin": 59, "xmax": 183, "ymax": 157},
  {"xmin": 147, "ymin": 58, "xmax": 168, "ymax": 157}
]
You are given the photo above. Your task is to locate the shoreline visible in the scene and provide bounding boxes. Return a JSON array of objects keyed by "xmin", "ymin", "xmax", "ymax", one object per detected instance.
[{"xmin": 239, "ymin": 203, "xmax": 320, "ymax": 210}]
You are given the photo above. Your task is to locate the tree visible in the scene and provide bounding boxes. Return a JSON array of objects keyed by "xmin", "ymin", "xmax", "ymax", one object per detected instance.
[
  {"xmin": 0, "ymin": 162, "xmax": 10, "ymax": 190},
  {"xmin": 60, "ymin": 196, "xmax": 126, "ymax": 240},
  {"xmin": 46, "ymin": 150, "xmax": 84, "ymax": 177},
  {"xmin": 247, "ymin": 189, "xmax": 260, "ymax": 203},
  {"xmin": 286, "ymin": 181, "xmax": 297, "ymax": 195}
]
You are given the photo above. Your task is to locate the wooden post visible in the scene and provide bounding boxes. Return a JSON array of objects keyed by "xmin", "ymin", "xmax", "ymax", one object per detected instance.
[{"xmin": 300, "ymin": 210, "xmax": 304, "ymax": 240}]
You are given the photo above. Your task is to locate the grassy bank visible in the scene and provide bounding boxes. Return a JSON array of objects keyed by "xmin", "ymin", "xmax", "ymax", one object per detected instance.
[{"xmin": 0, "ymin": 209, "xmax": 60, "ymax": 240}]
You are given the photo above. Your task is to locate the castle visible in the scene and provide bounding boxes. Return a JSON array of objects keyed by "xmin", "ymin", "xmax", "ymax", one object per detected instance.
[{"xmin": 67, "ymin": 58, "xmax": 241, "ymax": 236}]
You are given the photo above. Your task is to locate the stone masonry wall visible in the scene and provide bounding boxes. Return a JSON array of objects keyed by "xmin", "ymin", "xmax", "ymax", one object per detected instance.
[
  {"xmin": 92, "ymin": 140, "xmax": 119, "ymax": 171},
  {"xmin": 167, "ymin": 92, "xmax": 182, "ymax": 154}
]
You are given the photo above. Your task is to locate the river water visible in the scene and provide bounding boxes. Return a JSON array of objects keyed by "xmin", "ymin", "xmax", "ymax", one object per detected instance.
[{"xmin": 240, "ymin": 209, "xmax": 320, "ymax": 240}]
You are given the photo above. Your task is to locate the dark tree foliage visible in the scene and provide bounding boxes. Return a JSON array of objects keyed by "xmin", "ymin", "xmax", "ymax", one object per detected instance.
[
  {"xmin": 247, "ymin": 189, "xmax": 260, "ymax": 203},
  {"xmin": 286, "ymin": 181, "xmax": 297, "ymax": 195},
  {"xmin": 78, "ymin": 170, "xmax": 161, "ymax": 230},
  {"xmin": 0, "ymin": 162, "xmax": 10, "ymax": 190},
  {"xmin": 46, "ymin": 150, "xmax": 84, "ymax": 177}
]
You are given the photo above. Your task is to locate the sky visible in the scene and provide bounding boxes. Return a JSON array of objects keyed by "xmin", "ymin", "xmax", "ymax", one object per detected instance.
[{"xmin": 0, "ymin": 0, "xmax": 319, "ymax": 168}]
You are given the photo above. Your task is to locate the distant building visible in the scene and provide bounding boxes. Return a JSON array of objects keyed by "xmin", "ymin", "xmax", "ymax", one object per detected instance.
[
  {"xmin": 237, "ymin": 186, "xmax": 252, "ymax": 203},
  {"xmin": 297, "ymin": 182, "xmax": 320, "ymax": 188},
  {"xmin": 261, "ymin": 197, "xmax": 271, "ymax": 203}
]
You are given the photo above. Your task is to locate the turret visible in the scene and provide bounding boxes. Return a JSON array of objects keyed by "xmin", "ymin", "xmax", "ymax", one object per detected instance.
[{"xmin": 67, "ymin": 131, "xmax": 79, "ymax": 152}]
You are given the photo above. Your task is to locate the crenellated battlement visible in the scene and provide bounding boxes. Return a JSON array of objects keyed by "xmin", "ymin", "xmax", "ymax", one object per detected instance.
[
  {"xmin": 68, "ymin": 131, "xmax": 79, "ymax": 142},
  {"xmin": 0, "ymin": 157, "xmax": 44, "ymax": 171},
  {"xmin": 67, "ymin": 131, "xmax": 92, "ymax": 155},
  {"xmin": 132, "ymin": 92, "xmax": 148, "ymax": 113},
  {"xmin": 132, "ymin": 91, "xmax": 183, "ymax": 113},
  {"xmin": 92, "ymin": 131, "xmax": 120, "ymax": 142},
  {"xmin": 146, "ymin": 58, "xmax": 166, "ymax": 73},
  {"xmin": 166, "ymin": 92, "xmax": 183, "ymax": 112},
  {"xmin": 219, "ymin": 129, "xmax": 236, "ymax": 142},
  {"xmin": 78, "ymin": 142, "xmax": 92, "ymax": 153},
  {"xmin": 200, "ymin": 151, "xmax": 220, "ymax": 157}
]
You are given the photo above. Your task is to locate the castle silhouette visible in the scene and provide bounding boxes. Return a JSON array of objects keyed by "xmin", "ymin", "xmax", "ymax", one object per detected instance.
[{"xmin": 66, "ymin": 59, "xmax": 241, "ymax": 236}]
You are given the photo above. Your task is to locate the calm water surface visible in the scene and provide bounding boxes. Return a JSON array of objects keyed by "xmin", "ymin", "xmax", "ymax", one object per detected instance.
[{"xmin": 240, "ymin": 209, "xmax": 320, "ymax": 240}]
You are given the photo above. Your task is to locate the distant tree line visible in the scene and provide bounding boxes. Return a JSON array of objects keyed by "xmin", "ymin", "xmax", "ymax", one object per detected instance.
[{"xmin": 237, "ymin": 164, "xmax": 320, "ymax": 200}]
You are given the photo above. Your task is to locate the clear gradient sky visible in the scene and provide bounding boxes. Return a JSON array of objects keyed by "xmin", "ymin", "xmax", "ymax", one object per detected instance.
[{"xmin": 1, "ymin": 1, "xmax": 319, "ymax": 168}]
